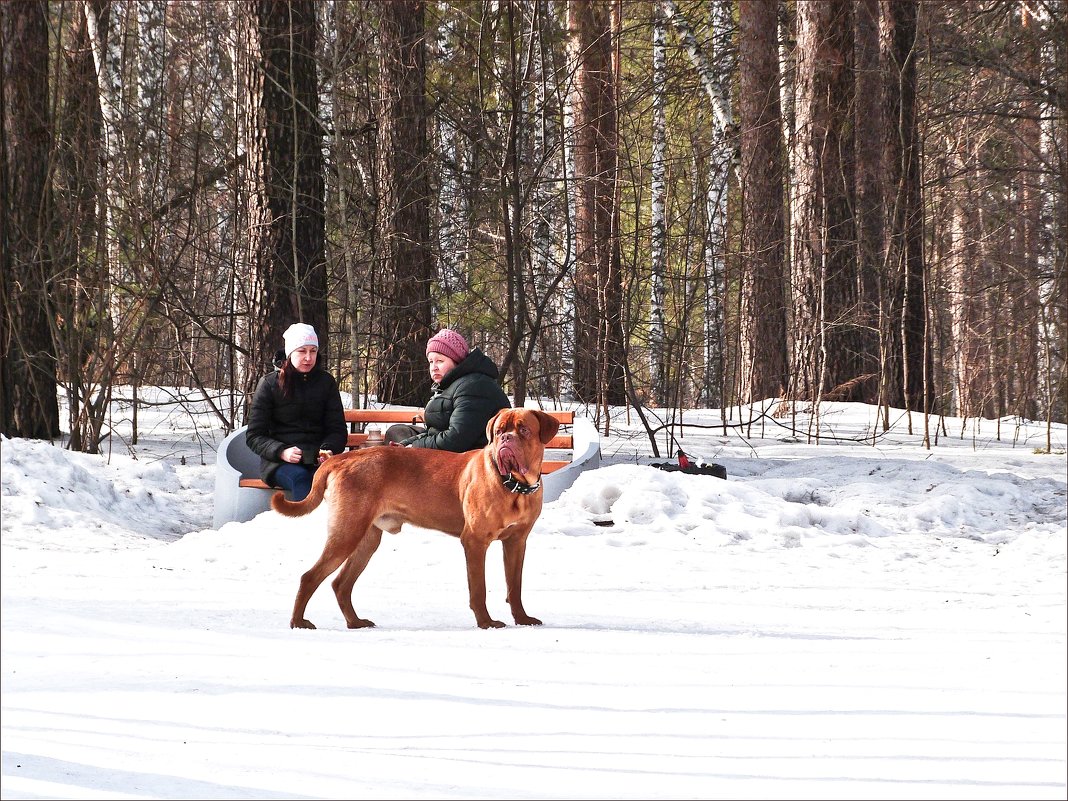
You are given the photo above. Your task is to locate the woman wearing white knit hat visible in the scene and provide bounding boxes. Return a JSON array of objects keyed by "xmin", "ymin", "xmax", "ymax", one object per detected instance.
[{"xmin": 245, "ymin": 323, "xmax": 347, "ymax": 501}]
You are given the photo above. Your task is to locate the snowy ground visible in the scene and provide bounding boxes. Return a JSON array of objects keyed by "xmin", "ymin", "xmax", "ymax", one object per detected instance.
[{"xmin": 2, "ymin": 389, "xmax": 1065, "ymax": 800}]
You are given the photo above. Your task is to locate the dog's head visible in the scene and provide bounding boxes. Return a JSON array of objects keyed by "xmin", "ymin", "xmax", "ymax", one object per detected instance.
[{"xmin": 486, "ymin": 408, "xmax": 560, "ymax": 479}]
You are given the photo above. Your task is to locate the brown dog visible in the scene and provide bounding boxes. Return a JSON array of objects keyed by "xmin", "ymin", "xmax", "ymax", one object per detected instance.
[{"xmin": 271, "ymin": 408, "xmax": 561, "ymax": 630}]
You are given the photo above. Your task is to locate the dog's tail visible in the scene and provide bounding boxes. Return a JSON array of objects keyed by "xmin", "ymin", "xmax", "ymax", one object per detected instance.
[{"xmin": 271, "ymin": 460, "xmax": 331, "ymax": 517}]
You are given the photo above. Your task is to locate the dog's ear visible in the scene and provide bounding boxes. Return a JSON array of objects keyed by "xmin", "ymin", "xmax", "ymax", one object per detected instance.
[
  {"xmin": 534, "ymin": 410, "xmax": 560, "ymax": 444},
  {"xmin": 485, "ymin": 410, "xmax": 503, "ymax": 443}
]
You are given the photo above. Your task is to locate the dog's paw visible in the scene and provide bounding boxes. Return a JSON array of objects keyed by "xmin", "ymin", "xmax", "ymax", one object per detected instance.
[
  {"xmin": 291, "ymin": 618, "xmax": 317, "ymax": 630},
  {"xmin": 478, "ymin": 619, "xmax": 507, "ymax": 629},
  {"xmin": 346, "ymin": 618, "xmax": 376, "ymax": 629},
  {"xmin": 514, "ymin": 615, "xmax": 542, "ymax": 626}
]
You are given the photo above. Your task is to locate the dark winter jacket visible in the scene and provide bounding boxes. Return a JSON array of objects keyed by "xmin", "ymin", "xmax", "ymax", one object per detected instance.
[
  {"xmin": 245, "ymin": 365, "xmax": 348, "ymax": 486},
  {"xmin": 403, "ymin": 348, "xmax": 511, "ymax": 452}
]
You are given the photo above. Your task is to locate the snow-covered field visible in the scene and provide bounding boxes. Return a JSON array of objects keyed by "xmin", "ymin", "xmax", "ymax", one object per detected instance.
[{"xmin": 2, "ymin": 389, "xmax": 1065, "ymax": 799}]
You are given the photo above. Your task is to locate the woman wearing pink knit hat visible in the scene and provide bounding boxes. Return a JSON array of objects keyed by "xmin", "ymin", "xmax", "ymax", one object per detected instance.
[{"xmin": 384, "ymin": 328, "xmax": 510, "ymax": 451}]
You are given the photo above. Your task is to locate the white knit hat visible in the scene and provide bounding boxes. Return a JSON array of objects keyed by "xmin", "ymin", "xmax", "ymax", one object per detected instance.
[{"xmin": 283, "ymin": 323, "xmax": 318, "ymax": 357}]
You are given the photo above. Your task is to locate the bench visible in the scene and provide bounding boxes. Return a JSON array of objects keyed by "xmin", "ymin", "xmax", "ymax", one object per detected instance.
[{"xmin": 213, "ymin": 407, "xmax": 600, "ymax": 528}]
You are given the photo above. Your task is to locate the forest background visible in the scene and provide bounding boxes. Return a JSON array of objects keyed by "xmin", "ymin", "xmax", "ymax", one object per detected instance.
[{"xmin": 2, "ymin": 0, "xmax": 1065, "ymax": 453}]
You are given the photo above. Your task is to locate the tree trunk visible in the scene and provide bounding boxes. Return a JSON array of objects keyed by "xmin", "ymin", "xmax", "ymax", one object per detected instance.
[
  {"xmin": 853, "ymin": 0, "xmax": 883, "ymax": 406},
  {"xmin": 700, "ymin": 0, "xmax": 733, "ymax": 410},
  {"xmin": 328, "ymin": 0, "xmax": 358, "ymax": 407},
  {"xmin": 661, "ymin": 0, "xmax": 737, "ymax": 408},
  {"xmin": 1009, "ymin": 6, "xmax": 1043, "ymax": 421},
  {"xmin": 648, "ymin": 0, "xmax": 667, "ymax": 404},
  {"xmin": 528, "ymin": 3, "xmax": 570, "ymax": 403},
  {"xmin": 1041, "ymin": 3, "xmax": 1067, "ymax": 426},
  {"xmin": 375, "ymin": 0, "xmax": 433, "ymax": 407},
  {"xmin": 238, "ymin": 0, "xmax": 329, "ymax": 399},
  {"xmin": 50, "ymin": 1, "xmax": 102, "ymax": 450},
  {"xmin": 789, "ymin": 0, "xmax": 862, "ymax": 403},
  {"xmin": 738, "ymin": 0, "xmax": 787, "ymax": 403},
  {"xmin": 498, "ymin": 0, "xmax": 531, "ymax": 405},
  {"xmin": 134, "ymin": 1, "xmax": 168, "ymax": 206},
  {"xmin": 661, "ymin": 0, "xmax": 733, "ymax": 139},
  {"xmin": 0, "ymin": 0, "xmax": 60, "ymax": 439},
  {"xmin": 568, "ymin": 0, "xmax": 624, "ymax": 406},
  {"xmin": 880, "ymin": 0, "xmax": 927, "ymax": 411},
  {"xmin": 948, "ymin": 151, "xmax": 991, "ymax": 420}
]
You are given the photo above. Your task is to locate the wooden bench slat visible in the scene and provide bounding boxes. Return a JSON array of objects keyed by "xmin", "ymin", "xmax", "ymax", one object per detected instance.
[
  {"xmin": 542, "ymin": 410, "xmax": 574, "ymax": 423},
  {"xmin": 344, "ymin": 409, "xmax": 424, "ymax": 424},
  {"xmin": 345, "ymin": 432, "xmax": 573, "ymax": 449},
  {"xmin": 343, "ymin": 408, "xmax": 574, "ymax": 425}
]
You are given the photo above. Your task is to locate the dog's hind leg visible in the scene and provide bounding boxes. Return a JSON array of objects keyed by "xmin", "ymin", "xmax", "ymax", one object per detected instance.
[
  {"xmin": 331, "ymin": 526, "xmax": 383, "ymax": 629},
  {"xmin": 502, "ymin": 526, "xmax": 541, "ymax": 626},
  {"xmin": 290, "ymin": 548, "xmax": 350, "ymax": 629}
]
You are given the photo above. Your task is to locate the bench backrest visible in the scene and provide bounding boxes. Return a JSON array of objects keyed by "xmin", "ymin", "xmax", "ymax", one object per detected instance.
[{"xmin": 343, "ymin": 408, "xmax": 575, "ymax": 451}]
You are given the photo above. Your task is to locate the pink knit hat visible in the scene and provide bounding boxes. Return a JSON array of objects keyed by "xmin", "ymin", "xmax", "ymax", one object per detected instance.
[{"xmin": 426, "ymin": 328, "xmax": 469, "ymax": 363}]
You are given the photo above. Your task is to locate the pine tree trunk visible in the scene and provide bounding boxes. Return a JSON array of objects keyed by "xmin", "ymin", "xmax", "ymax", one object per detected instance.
[
  {"xmin": 0, "ymin": 0, "xmax": 60, "ymax": 439},
  {"xmin": 568, "ymin": 0, "xmax": 624, "ymax": 406},
  {"xmin": 880, "ymin": 0, "xmax": 927, "ymax": 411},
  {"xmin": 738, "ymin": 0, "xmax": 787, "ymax": 403},
  {"xmin": 853, "ymin": 0, "xmax": 883, "ymax": 406},
  {"xmin": 239, "ymin": 0, "xmax": 329, "ymax": 397},
  {"xmin": 948, "ymin": 152, "xmax": 991, "ymax": 420},
  {"xmin": 1010, "ymin": 8, "xmax": 1043, "ymax": 421},
  {"xmin": 789, "ymin": 0, "xmax": 862, "ymax": 403},
  {"xmin": 50, "ymin": 3, "xmax": 101, "ymax": 450},
  {"xmin": 375, "ymin": 0, "xmax": 433, "ymax": 407}
]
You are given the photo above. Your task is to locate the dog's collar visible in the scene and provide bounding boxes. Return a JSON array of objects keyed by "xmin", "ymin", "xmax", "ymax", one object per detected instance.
[
  {"xmin": 492, "ymin": 454, "xmax": 541, "ymax": 494},
  {"xmin": 501, "ymin": 474, "xmax": 541, "ymax": 494}
]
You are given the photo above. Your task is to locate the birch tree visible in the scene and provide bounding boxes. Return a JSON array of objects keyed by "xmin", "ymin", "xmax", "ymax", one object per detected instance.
[
  {"xmin": 650, "ymin": 0, "xmax": 735, "ymax": 408},
  {"xmin": 527, "ymin": 3, "xmax": 572, "ymax": 402},
  {"xmin": 648, "ymin": 0, "xmax": 667, "ymax": 403},
  {"xmin": 700, "ymin": 0, "xmax": 733, "ymax": 409},
  {"xmin": 661, "ymin": 0, "xmax": 733, "ymax": 140},
  {"xmin": 75, "ymin": 0, "xmax": 150, "ymax": 450},
  {"xmin": 81, "ymin": 0, "xmax": 124, "ymax": 331}
]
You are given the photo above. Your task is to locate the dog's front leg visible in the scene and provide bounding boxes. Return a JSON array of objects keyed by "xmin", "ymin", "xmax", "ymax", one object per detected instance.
[
  {"xmin": 502, "ymin": 529, "xmax": 541, "ymax": 626},
  {"xmin": 461, "ymin": 532, "xmax": 504, "ymax": 628}
]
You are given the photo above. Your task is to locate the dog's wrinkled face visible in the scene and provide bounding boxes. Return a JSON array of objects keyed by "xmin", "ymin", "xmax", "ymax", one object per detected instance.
[{"xmin": 487, "ymin": 409, "xmax": 560, "ymax": 478}]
